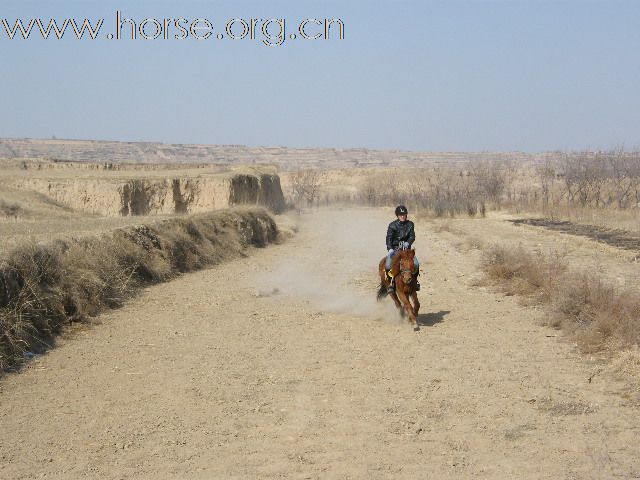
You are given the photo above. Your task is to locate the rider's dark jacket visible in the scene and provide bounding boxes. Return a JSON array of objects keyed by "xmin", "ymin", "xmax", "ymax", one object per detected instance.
[{"xmin": 386, "ymin": 219, "xmax": 415, "ymax": 251}]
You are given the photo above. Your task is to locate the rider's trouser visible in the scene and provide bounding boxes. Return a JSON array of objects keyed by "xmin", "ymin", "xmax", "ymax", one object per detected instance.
[{"xmin": 386, "ymin": 250, "xmax": 420, "ymax": 271}]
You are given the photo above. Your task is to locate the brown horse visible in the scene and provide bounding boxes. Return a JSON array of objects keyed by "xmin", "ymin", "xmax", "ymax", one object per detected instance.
[{"xmin": 377, "ymin": 249, "xmax": 421, "ymax": 329}]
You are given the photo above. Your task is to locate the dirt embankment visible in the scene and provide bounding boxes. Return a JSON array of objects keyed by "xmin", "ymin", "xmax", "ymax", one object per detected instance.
[
  {"xmin": 0, "ymin": 207, "xmax": 279, "ymax": 371},
  {"xmin": 7, "ymin": 170, "xmax": 285, "ymax": 217}
]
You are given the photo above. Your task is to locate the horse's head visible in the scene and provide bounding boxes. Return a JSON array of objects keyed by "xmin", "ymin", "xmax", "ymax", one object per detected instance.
[{"xmin": 397, "ymin": 249, "xmax": 416, "ymax": 285}]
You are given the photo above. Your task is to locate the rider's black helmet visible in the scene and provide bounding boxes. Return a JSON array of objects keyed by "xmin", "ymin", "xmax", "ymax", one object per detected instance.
[{"xmin": 395, "ymin": 205, "xmax": 408, "ymax": 216}]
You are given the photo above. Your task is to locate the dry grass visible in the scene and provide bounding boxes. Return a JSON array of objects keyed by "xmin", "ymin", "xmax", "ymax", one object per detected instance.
[
  {"xmin": 541, "ymin": 205, "xmax": 640, "ymax": 233},
  {"xmin": 451, "ymin": 234, "xmax": 485, "ymax": 253},
  {"xmin": 610, "ymin": 348, "xmax": 640, "ymax": 392},
  {"xmin": 0, "ymin": 207, "xmax": 278, "ymax": 371},
  {"xmin": 554, "ymin": 275, "xmax": 640, "ymax": 353},
  {"xmin": 535, "ymin": 397, "xmax": 598, "ymax": 416},
  {"xmin": 0, "ymin": 200, "xmax": 23, "ymax": 218},
  {"xmin": 432, "ymin": 221, "xmax": 452, "ymax": 233},
  {"xmin": 482, "ymin": 245, "xmax": 568, "ymax": 301},
  {"xmin": 427, "ymin": 220, "xmax": 485, "ymax": 252},
  {"xmin": 481, "ymin": 244, "xmax": 640, "ymax": 354}
]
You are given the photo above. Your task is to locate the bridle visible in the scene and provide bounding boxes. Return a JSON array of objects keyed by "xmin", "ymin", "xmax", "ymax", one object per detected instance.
[
  {"xmin": 399, "ymin": 263, "xmax": 416, "ymax": 283},
  {"xmin": 396, "ymin": 243, "xmax": 416, "ymax": 284},
  {"xmin": 400, "ymin": 264, "xmax": 415, "ymax": 275}
]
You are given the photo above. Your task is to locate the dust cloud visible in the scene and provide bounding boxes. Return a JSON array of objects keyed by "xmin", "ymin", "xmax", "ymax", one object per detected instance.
[{"xmin": 253, "ymin": 208, "xmax": 406, "ymax": 323}]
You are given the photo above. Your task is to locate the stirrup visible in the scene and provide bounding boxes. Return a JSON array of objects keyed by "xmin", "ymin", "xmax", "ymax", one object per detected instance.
[{"xmin": 387, "ymin": 276, "xmax": 395, "ymax": 294}]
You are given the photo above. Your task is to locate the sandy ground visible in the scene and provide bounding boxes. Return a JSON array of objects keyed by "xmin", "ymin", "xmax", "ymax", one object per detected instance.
[{"xmin": 1, "ymin": 208, "xmax": 639, "ymax": 479}]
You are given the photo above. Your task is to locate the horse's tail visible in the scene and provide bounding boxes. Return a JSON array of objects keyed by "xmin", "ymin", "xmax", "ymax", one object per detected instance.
[{"xmin": 376, "ymin": 282, "xmax": 387, "ymax": 300}]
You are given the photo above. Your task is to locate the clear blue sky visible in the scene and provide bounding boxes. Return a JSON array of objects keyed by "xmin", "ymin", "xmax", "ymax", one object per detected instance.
[{"xmin": 1, "ymin": 0, "xmax": 639, "ymax": 152}]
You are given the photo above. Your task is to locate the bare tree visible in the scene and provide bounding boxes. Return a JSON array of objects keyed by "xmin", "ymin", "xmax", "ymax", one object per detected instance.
[
  {"xmin": 536, "ymin": 160, "xmax": 556, "ymax": 209},
  {"xmin": 608, "ymin": 148, "xmax": 640, "ymax": 208},
  {"xmin": 290, "ymin": 169, "xmax": 325, "ymax": 208},
  {"xmin": 469, "ymin": 160, "xmax": 507, "ymax": 205}
]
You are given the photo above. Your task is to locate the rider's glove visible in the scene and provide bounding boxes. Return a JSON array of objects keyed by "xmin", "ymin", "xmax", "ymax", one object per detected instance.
[{"xmin": 388, "ymin": 249, "xmax": 394, "ymax": 255}]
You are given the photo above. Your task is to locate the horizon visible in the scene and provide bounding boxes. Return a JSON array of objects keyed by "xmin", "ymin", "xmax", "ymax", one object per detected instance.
[{"xmin": 2, "ymin": 135, "xmax": 623, "ymax": 155}]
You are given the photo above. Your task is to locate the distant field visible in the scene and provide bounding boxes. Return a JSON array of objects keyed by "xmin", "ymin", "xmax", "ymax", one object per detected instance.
[{"xmin": 0, "ymin": 137, "xmax": 546, "ymax": 170}]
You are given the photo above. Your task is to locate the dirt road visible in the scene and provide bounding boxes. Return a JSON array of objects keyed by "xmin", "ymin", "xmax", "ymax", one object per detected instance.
[{"xmin": 1, "ymin": 209, "xmax": 639, "ymax": 479}]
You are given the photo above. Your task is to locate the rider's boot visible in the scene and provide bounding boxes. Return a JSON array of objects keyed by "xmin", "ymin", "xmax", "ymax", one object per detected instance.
[
  {"xmin": 414, "ymin": 267, "xmax": 421, "ymax": 291},
  {"xmin": 386, "ymin": 269, "xmax": 395, "ymax": 294}
]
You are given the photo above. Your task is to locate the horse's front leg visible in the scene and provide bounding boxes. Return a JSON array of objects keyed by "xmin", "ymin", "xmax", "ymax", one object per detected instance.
[
  {"xmin": 411, "ymin": 290, "xmax": 420, "ymax": 317},
  {"xmin": 396, "ymin": 289, "xmax": 416, "ymax": 326}
]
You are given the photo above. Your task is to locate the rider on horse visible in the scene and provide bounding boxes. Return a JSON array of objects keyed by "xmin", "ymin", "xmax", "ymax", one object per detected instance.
[{"xmin": 386, "ymin": 205, "xmax": 420, "ymax": 294}]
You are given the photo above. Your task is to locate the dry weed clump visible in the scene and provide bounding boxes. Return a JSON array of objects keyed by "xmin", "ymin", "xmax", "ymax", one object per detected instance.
[
  {"xmin": 610, "ymin": 347, "xmax": 640, "ymax": 392},
  {"xmin": 433, "ymin": 221, "xmax": 452, "ymax": 233},
  {"xmin": 553, "ymin": 275, "xmax": 640, "ymax": 353},
  {"xmin": 0, "ymin": 200, "xmax": 23, "ymax": 218},
  {"xmin": 481, "ymin": 244, "xmax": 640, "ymax": 353},
  {"xmin": 0, "ymin": 207, "xmax": 277, "ymax": 371},
  {"xmin": 482, "ymin": 245, "xmax": 567, "ymax": 300}
]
